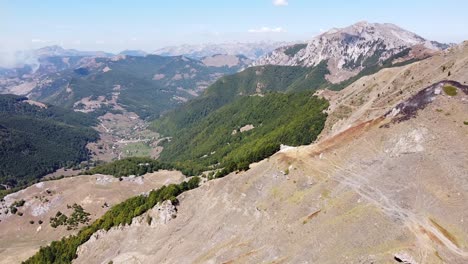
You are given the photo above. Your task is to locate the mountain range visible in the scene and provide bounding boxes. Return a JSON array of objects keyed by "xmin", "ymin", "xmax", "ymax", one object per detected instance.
[
  {"xmin": 153, "ymin": 41, "xmax": 290, "ymax": 59},
  {"xmin": 0, "ymin": 21, "xmax": 467, "ymax": 264},
  {"xmin": 0, "ymin": 53, "xmax": 251, "ymax": 119}
]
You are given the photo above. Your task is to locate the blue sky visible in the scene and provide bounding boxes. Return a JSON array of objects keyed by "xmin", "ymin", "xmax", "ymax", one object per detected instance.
[{"xmin": 1, "ymin": 0, "xmax": 467, "ymax": 52}]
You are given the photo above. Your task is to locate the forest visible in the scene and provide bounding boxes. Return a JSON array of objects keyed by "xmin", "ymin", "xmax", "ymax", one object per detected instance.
[
  {"xmin": 157, "ymin": 91, "xmax": 329, "ymax": 177},
  {"xmin": 0, "ymin": 95, "xmax": 98, "ymax": 194}
]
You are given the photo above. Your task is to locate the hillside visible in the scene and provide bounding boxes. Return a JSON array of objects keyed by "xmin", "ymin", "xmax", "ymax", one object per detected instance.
[
  {"xmin": 0, "ymin": 95, "xmax": 98, "ymax": 192},
  {"xmin": 254, "ymin": 21, "xmax": 447, "ymax": 83},
  {"xmin": 0, "ymin": 171, "xmax": 184, "ymax": 263},
  {"xmin": 157, "ymin": 91, "xmax": 328, "ymax": 175},
  {"xmin": 76, "ymin": 79, "xmax": 468, "ymax": 263},
  {"xmin": 151, "ymin": 62, "xmax": 330, "ymax": 136}
]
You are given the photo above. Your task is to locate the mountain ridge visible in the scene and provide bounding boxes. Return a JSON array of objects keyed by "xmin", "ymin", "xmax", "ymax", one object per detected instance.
[{"xmin": 253, "ymin": 21, "xmax": 450, "ymax": 83}]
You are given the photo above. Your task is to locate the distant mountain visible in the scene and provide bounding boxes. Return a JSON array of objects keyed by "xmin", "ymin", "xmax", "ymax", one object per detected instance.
[
  {"xmin": 0, "ymin": 54, "xmax": 248, "ymax": 119},
  {"xmin": 200, "ymin": 54, "xmax": 253, "ymax": 68},
  {"xmin": 254, "ymin": 21, "xmax": 449, "ymax": 83},
  {"xmin": 32, "ymin": 45, "xmax": 114, "ymax": 58},
  {"xmin": 119, "ymin": 50, "xmax": 148, "ymax": 57},
  {"xmin": 153, "ymin": 42, "xmax": 290, "ymax": 59},
  {"xmin": 0, "ymin": 46, "xmax": 114, "ymax": 75}
]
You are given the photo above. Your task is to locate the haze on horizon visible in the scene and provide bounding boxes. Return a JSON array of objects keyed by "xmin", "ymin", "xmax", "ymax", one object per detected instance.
[{"xmin": 1, "ymin": 0, "xmax": 467, "ymax": 54}]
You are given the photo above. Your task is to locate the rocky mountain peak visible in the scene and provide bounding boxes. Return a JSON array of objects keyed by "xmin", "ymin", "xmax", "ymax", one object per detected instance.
[{"xmin": 253, "ymin": 21, "xmax": 446, "ymax": 83}]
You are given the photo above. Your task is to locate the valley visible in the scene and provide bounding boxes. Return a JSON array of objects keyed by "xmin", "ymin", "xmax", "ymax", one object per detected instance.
[{"xmin": 87, "ymin": 111, "xmax": 161, "ymax": 162}]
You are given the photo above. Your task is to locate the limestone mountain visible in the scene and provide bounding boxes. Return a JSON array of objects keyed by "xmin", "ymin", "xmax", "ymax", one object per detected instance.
[{"xmin": 254, "ymin": 21, "xmax": 449, "ymax": 83}]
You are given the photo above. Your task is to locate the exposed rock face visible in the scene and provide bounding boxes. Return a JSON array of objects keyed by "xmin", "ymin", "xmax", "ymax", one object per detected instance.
[
  {"xmin": 253, "ymin": 21, "xmax": 448, "ymax": 83},
  {"xmin": 394, "ymin": 252, "xmax": 419, "ymax": 264},
  {"xmin": 131, "ymin": 200, "xmax": 177, "ymax": 226}
]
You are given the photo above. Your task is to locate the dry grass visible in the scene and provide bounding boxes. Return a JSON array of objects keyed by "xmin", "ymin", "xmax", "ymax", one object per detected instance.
[
  {"xmin": 429, "ymin": 218, "xmax": 460, "ymax": 247},
  {"xmin": 419, "ymin": 225, "xmax": 443, "ymax": 245}
]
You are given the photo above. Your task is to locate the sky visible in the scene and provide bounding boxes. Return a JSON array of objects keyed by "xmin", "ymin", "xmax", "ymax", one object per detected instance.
[{"xmin": 1, "ymin": 0, "xmax": 468, "ymax": 53}]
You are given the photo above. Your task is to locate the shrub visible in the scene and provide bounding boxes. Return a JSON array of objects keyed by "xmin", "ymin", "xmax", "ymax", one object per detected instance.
[
  {"xmin": 284, "ymin": 44, "xmax": 307, "ymax": 57},
  {"xmin": 146, "ymin": 215, "xmax": 152, "ymax": 225},
  {"xmin": 443, "ymin": 85, "xmax": 457, "ymax": 96},
  {"xmin": 12, "ymin": 199, "xmax": 26, "ymax": 207}
]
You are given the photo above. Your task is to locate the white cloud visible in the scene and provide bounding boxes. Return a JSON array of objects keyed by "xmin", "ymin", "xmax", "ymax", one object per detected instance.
[
  {"xmin": 31, "ymin": 38, "xmax": 49, "ymax": 43},
  {"xmin": 273, "ymin": 0, "xmax": 288, "ymax": 6},
  {"xmin": 248, "ymin": 27, "xmax": 286, "ymax": 33}
]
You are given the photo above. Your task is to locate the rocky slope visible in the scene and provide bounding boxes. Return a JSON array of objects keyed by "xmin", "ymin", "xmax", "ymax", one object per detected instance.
[
  {"xmin": 319, "ymin": 41, "xmax": 468, "ymax": 139},
  {"xmin": 74, "ymin": 43, "xmax": 468, "ymax": 264},
  {"xmin": 0, "ymin": 171, "xmax": 184, "ymax": 264},
  {"xmin": 254, "ymin": 21, "xmax": 449, "ymax": 83}
]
